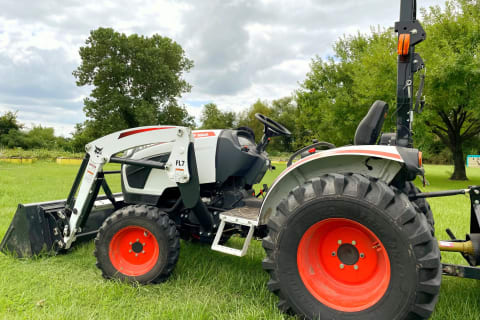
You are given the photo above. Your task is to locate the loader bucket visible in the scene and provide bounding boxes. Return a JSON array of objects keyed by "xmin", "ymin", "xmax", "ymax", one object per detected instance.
[
  {"xmin": 0, "ymin": 195, "xmax": 122, "ymax": 258},
  {"xmin": 0, "ymin": 200, "xmax": 65, "ymax": 257}
]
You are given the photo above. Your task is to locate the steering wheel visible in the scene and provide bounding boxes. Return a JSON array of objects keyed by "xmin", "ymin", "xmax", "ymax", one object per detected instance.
[{"xmin": 255, "ymin": 113, "xmax": 291, "ymax": 136}]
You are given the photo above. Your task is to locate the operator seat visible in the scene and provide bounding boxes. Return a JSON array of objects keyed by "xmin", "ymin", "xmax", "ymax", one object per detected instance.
[{"xmin": 354, "ymin": 100, "xmax": 389, "ymax": 145}]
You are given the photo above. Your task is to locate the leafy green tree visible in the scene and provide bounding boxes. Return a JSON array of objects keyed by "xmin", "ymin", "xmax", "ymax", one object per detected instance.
[
  {"xmin": 417, "ymin": 0, "xmax": 480, "ymax": 180},
  {"xmin": 157, "ymin": 102, "xmax": 194, "ymax": 127},
  {"xmin": 199, "ymin": 103, "xmax": 236, "ymax": 129},
  {"xmin": 296, "ymin": 30, "xmax": 397, "ymax": 148},
  {"xmin": 295, "ymin": 55, "xmax": 354, "ymax": 147},
  {"xmin": 23, "ymin": 126, "xmax": 57, "ymax": 149},
  {"xmin": 269, "ymin": 97, "xmax": 296, "ymax": 152},
  {"xmin": 296, "ymin": 0, "xmax": 480, "ymax": 180},
  {"xmin": 237, "ymin": 100, "xmax": 273, "ymax": 143},
  {"xmin": 0, "ymin": 111, "xmax": 24, "ymax": 148},
  {"xmin": 0, "ymin": 111, "xmax": 23, "ymax": 136},
  {"xmin": 70, "ymin": 121, "xmax": 98, "ymax": 152},
  {"xmin": 73, "ymin": 27, "xmax": 194, "ymax": 137}
]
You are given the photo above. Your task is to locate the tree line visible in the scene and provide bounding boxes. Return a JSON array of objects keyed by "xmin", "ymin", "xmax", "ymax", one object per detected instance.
[
  {"xmin": 0, "ymin": 111, "xmax": 71, "ymax": 150},
  {"xmin": 1, "ymin": 0, "xmax": 479, "ymax": 180}
]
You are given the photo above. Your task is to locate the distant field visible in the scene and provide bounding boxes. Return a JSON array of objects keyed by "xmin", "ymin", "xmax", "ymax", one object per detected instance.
[{"xmin": 0, "ymin": 162, "xmax": 479, "ymax": 319}]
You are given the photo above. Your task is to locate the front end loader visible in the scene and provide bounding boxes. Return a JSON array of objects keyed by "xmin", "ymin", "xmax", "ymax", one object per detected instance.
[{"xmin": 2, "ymin": 1, "xmax": 480, "ymax": 319}]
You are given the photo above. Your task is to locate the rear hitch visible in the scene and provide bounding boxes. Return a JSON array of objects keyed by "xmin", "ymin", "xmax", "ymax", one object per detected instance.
[{"xmin": 432, "ymin": 186, "xmax": 480, "ymax": 278}]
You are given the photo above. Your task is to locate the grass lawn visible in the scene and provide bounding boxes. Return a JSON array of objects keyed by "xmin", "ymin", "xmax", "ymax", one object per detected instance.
[{"xmin": 0, "ymin": 162, "xmax": 479, "ymax": 319}]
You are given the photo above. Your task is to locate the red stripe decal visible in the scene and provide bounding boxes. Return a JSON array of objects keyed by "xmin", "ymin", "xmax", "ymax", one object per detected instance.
[
  {"xmin": 118, "ymin": 127, "xmax": 175, "ymax": 139},
  {"xmin": 193, "ymin": 131, "xmax": 216, "ymax": 138},
  {"xmin": 333, "ymin": 149, "xmax": 401, "ymax": 160}
]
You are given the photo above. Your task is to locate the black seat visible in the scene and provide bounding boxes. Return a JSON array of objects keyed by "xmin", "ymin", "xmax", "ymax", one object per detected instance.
[{"xmin": 354, "ymin": 100, "xmax": 389, "ymax": 145}]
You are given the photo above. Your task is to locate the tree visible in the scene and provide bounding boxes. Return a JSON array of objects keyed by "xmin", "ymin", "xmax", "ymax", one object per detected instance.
[
  {"xmin": 199, "ymin": 103, "xmax": 236, "ymax": 129},
  {"xmin": 296, "ymin": 0, "xmax": 480, "ymax": 180},
  {"xmin": 237, "ymin": 100, "xmax": 273, "ymax": 143},
  {"xmin": 0, "ymin": 111, "xmax": 23, "ymax": 148},
  {"xmin": 418, "ymin": 0, "xmax": 480, "ymax": 180},
  {"xmin": 73, "ymin": 27, "xmax": 194, "ymax": 137},
  {"xmin": 23, "ymin": 126, "xmax": 57, "ymax": 149},
  {"xmin": 0, "ymin": 111, "xmax": 23, "ymax": 136},
  {"xmin": 296, "ymin": 30, "xmax": 396, "ymax": 148},
  {"xmin": 270, "ymin": 97, "xmax": 296, "ymax": 152},
  {"xmin": 158, "ymin": 102, "xmax": 194, "ymax": 128},
  {"xmin": 70, "ymin": 121, "xmax": 98, "ymax": 152}
]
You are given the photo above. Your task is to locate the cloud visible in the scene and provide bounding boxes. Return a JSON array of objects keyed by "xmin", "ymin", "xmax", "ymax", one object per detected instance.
[{"xmin": 0, "ymin": 0, "xmax": 443, "ymax": 135}]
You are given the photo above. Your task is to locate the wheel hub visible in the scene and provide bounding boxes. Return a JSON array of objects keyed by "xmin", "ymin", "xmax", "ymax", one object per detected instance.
[
  {"xmin": 131, "ymin": 241, "xmax": 143, "ymax": 253},
  {"xmin": 337, "ymin": 243, "xmax": 359, "ymax": 265}
]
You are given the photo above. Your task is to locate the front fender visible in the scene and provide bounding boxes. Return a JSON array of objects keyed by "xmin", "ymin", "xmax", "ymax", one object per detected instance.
[{"xmin": 259, "ymin": 145, "xmax": 408, "ymax": 225}]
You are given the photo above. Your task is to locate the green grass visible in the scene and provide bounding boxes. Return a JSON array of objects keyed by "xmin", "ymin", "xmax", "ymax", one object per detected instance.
[
  {"xmin": 0, "ymin": 162, "xmax": 479, "ymax": 319},
  {"xmin": 0, "ymin": 148, "xmax": 84, "ymax": 160}
]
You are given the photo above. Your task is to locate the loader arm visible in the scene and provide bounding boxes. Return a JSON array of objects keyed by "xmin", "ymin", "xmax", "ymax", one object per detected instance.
[{"xmin": 62, "ymin": 126, "xmax": 194, "ymax": 249}]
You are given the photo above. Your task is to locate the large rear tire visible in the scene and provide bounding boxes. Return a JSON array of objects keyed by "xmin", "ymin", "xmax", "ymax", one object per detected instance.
[
  {"xmin": 262, "ymin": 173, "xmax": 441, "ymax": 320},
  {"xmin": 94, "ymin": 205, "xmax": 180, "ymax": 284},
  {"xmin": 401, "ymin": 181, "xmax": 435, "ymax": 234}
]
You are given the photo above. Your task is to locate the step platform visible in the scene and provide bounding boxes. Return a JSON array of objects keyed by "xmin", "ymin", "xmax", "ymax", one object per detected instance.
[{"xmin": 211, "ymin": 200, "xmax": 261, "ymax": 257}]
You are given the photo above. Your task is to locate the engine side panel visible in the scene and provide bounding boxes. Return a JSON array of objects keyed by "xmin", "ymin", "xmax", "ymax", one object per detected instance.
[
  {"xmin": 122, "ymin": 130, "xmax": 221, "ymax": 200},
  {"xmin": 258, "ymin": 145, "xmax": 405, "ymax": 225}
]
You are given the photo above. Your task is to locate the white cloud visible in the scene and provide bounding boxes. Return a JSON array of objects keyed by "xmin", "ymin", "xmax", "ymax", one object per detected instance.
[{"xmin": 0, "ymin": 0, "xmax": 443, "ymax": 136}]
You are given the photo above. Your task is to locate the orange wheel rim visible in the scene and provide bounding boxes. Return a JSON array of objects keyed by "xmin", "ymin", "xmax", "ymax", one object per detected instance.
[
  {"xmin": 297, "ymin": 218, "xmax": 391, "ymax": 312},
  {"xmin": 109, "ymin": 226, "xmax": 159, "ymax": 276}
]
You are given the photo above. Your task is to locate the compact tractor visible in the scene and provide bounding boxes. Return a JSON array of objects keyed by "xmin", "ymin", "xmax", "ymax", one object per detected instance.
[{"xmin": 2, "ymin": 1, "xmax": 480, "ymax": 319}]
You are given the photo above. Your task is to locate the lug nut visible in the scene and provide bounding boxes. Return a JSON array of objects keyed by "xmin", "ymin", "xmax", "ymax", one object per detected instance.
[
  {"xmin": 129, "ymin": 249, "xmax": 132, "ymax": 253},
  {"xmin": 352, "ymin": 240, "xmax": 357, "ymax": 245},
  {"xmin": 354, "ymin": 265, "xmax": 359, "ymax": 270},
  {"xmin": 337, "ymin": 240, "xmax": 342, "ymax": 245},
  {"xmin": 142, "ymin": 250, "xmax": 145, "ymax": 254},
  {"xmin": 129, "ymin": 242, "xmax": 132, "ymax": 245},
  {"xmin": 135, "ymin": 253, "xmax": 138, "ymax": 257},
  {"xmin": 142, "ymin": 243, "xmax": 145, "ymax": 246},
  {"xmin": 136, "ymin": 238, "xmax": 139, "ymax": 242},
  {"xmin": 339, "ymin": 264, "xmax": 344, "ymax": 269}
]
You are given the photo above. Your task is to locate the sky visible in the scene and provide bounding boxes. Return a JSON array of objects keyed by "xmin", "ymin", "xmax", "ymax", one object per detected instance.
[{"xmin": 0, "ymin": 0, "xmax": 442, "ymax": 137}]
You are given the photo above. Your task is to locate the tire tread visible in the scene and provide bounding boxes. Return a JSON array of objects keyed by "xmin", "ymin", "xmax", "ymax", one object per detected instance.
[
  {"xmin": 262, "ymin": 173, "xmax": 441, "ymax": 320},
  {"xmin": 94, "ymin": 204, "xmax": 180, "ymax": 284}
]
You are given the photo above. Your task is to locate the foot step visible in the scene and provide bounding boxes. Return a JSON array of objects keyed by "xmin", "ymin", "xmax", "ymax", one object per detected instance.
[{"xmin": 211, "ymin": 206, "xmax": 259, "ymax": 257}]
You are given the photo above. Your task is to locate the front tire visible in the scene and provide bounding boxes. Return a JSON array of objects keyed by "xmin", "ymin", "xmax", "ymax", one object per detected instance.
[
  {"xmin": 262, "ymin": 173, "xmax": 441, "ymax": 320},
  {"xmin": 94, "ymin": 205, "xmax": 180, "ymax": 284}
]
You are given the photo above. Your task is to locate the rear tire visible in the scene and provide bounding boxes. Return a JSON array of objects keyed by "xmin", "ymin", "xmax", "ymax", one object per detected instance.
[
  {"xmin": 262, "ymin": 173, "xmax": 441, "ymax": 320},
  {"xmin": 401, "ymin": 181, "xmax": 435, "ymax": 234},
  {"xmin": 94, "ymin": 205, "xmax": 180, "ymax": 284}
]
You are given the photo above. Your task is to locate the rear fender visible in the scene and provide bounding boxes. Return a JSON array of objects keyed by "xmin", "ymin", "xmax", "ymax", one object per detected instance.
[{"xmin": 259, "ymin": 145, "xmax": 407, "ymax": 225}]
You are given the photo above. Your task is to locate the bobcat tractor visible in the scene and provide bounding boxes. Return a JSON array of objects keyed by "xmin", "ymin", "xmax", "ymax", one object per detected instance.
[{"xmin": 3, "ymin": 1, "xmax": 480, "ymax": 319}]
